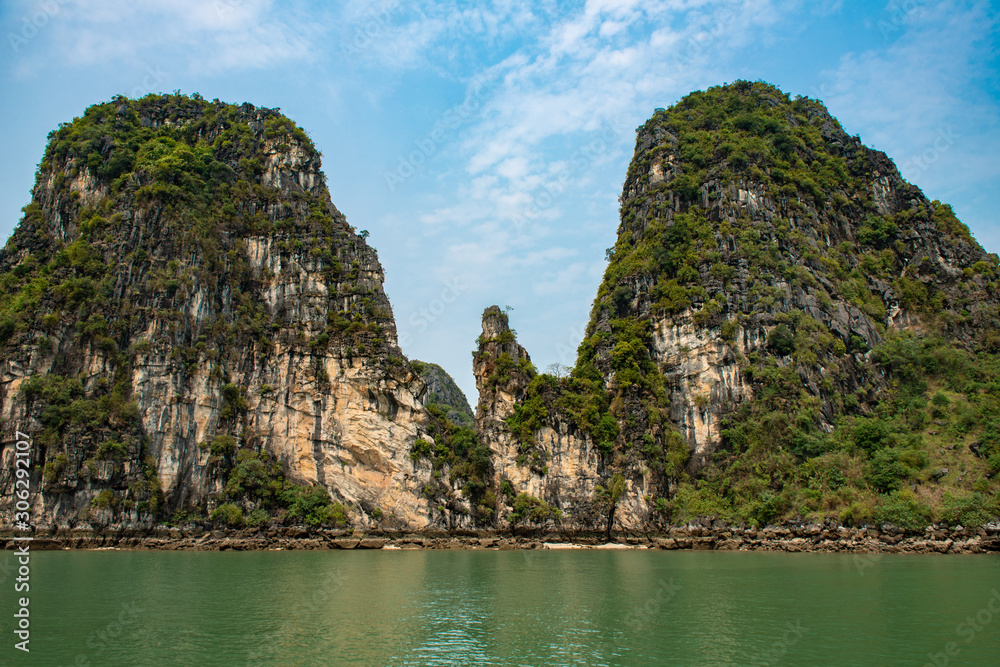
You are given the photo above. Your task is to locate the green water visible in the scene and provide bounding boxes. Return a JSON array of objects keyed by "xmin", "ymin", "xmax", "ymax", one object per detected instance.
[{"xmin": 1, "ymin": 549, "xmax": 998, "ymax": 666}]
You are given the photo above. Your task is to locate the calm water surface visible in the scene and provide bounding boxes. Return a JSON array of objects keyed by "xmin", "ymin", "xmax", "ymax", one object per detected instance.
[{"xmin": 2, "ymin": 549, "xmax": 998, "ymax": 665}]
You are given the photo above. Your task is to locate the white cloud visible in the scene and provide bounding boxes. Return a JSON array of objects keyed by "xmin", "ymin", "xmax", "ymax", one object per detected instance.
[
  {"xmin": 338, "ymin": 1, "xmax": 549, "ymax": 73},
  {"xmin": 417, "ymin": 0, "xmax": 794, "ymax": 240},
  {"xmin": 8, "ymin": 0, "xmax": 321, "ymax": 77},
  {"xmin": 383, "ymin": 1, "xmax": 805, "ymax": 366},
  {"xmin": 9, "ymin": 0, "xmax": 996, "ymax": 406}
]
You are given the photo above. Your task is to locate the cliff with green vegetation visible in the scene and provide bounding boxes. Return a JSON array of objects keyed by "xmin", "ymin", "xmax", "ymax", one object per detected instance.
[
  {"xmin": 0, "ymin": 94, "xmax": 489, "ymax": 533},
  {"xmin": 474, "ymin": 81, "xmax": 1000, "ymax": 534}
]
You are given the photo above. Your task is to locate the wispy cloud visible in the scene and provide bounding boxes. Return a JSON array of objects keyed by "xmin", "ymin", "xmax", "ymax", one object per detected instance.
[
  {"xmin": 382, "ymin": 0, "xmax": 998, "ymax": 391},
  {"xmin": 408, "ymin": 0, "xmax": 798, "ymax": 299},
  {"xmin": 8, "ymin": 0, "xmax": 322, "ymax": 77},
  {"xmin": 337, "ymin": 1, "xmax": 548, "ymax": 74}
]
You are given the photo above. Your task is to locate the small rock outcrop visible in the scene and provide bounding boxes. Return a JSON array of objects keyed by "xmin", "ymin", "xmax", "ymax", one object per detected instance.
[{"xmin": 472, "ymin": 306, "xmax": 655, "ymax": 532}]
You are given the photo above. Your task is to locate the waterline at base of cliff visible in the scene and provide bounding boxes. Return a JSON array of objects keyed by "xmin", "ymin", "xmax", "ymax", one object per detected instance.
[{"xmin": 5, "ymin": 520, "xmax": 999, "ymax": 554}]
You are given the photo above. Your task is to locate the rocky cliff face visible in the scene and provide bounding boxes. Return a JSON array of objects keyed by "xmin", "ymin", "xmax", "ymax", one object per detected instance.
[
  {"xmin": 605, "ymin": 81, "xmax": 999, "ymax": 470},
  {"xmin": 472, "ymin": 81, "xmax": 1000, "ymax": 530},
  {"xmin": 0, "ymin": 94, "xmax": 450, "ymax": 531}
]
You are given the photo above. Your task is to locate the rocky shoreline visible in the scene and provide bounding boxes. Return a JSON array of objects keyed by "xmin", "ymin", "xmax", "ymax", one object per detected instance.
[{"xmin": 4, "ymin": 522, "xmax": 999, "ymax": 554}]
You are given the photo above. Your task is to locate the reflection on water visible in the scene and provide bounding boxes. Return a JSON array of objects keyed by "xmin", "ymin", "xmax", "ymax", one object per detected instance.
[{"xmin": 5, "ymin": 549, "xmax": 998, "ymax": 666}]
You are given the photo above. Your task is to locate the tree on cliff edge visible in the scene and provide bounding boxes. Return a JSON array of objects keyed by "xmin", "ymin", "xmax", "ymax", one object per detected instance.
[{"xmin": 594, "ymin": 473, "xmax": 627, "ymax": 542}]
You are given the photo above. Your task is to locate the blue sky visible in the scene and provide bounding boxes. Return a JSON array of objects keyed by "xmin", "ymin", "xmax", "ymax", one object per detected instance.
[{"xmin": 1, "ymin": 0, "xmax": 998, "ymax": 403}]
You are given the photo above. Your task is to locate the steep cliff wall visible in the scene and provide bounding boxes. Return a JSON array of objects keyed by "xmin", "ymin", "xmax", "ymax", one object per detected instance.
[
  {"xmin": 0, "ymin": 94, "xmax": 448, "ymax": 531},
  {"xmin": 608, "ymin": 83, "xmax": 999, "ymax": 471},
  {"xmin": 475, "ymin": 81, "xmax": 1000, "ymax": 530},
  {"xmin": 608, "ymin": 83, "xmax": 997, "ymax": 469}
]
